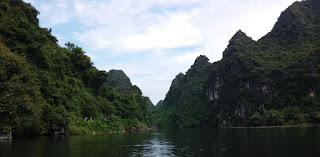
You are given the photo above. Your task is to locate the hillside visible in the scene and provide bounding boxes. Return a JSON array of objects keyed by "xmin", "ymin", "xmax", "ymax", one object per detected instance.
[
  {"xmin": 106, "ymin": 70, "xmax": 132, "ymax": 89},
  {"xmin": 155, "ymin": 0, "xmax": 320, "ymax": 128},
  {"xmin": 0, "ymin": 0, "xmax": 151, "ymax": 135}
]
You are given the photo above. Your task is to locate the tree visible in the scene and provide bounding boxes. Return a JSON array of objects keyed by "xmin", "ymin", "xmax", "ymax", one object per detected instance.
[{"xmin": 0, "ymin": 43, "xmax": 44, "ymax": 134}]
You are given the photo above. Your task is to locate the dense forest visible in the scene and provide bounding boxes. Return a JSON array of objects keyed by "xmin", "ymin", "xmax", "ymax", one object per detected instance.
[
  {"xmin": 154, "ymin": 0, "xmax": 320, "ymax": 128},
  {"xmin": 2, "ymin": 0, "xmax": 320, "ymax": 136},
  {"xmin": 0, "ymin": 0, "xmax": 153, "ymax": 135}
]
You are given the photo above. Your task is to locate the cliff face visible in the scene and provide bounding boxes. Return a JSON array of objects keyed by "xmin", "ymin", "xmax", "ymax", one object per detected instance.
[
  {"xmin": 157, "ymin": 0, "xmax": 320, "ymax": 127},
  {"xmin": 160, "ymin": 55, "xmax": 211, "ymax": 128}
]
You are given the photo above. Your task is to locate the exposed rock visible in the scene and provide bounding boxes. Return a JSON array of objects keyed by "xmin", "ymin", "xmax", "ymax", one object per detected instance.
[
  {"xmin": 262, "ymin": 85, "xmax": 268, "ymax": 94},
  {"xmin": 245, "ymin": 82, "xmax": 250, "ymax": 89},
  {"xmin": 157, "ymin": 0, "xmax": 320, "ymax": 128},
  {"xmin": 206, "ymin": 77, "xmax": 221, "ymax": 101},
  {"xmin": 53, "ymin": 126, "xmax": 66, "ymax": 135},
  {"xmin": 208, "ymin": 92, "xmax": 214, "ymax": 100},
  {"xmin": 259, "ymin": 104, "xmax": 265, "ymax": 111},
  {"xmin": 310, "ymin": 92, "xmax": 315, "ymax": 97},
  {"xmin": 214, "ymin": 91, "xmax": 219, "ymax": 100}
]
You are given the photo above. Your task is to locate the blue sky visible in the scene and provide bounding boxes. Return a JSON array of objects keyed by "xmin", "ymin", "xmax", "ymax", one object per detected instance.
[{"xmin": 23, "ymin": 0, "xmax": 299, "ymax": 104}]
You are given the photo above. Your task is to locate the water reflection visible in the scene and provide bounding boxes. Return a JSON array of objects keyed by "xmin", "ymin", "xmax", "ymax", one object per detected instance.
[
  {"xmin": 1, "ymin": 127, "xmax": 320, "ymax": 157},
  {"xmin": 131, "ymin": 132, "xmax": 176, "ymax": 157},
  {"xmin": 0, "ymin": 139, "xmax": 12, "ymax": 156}
]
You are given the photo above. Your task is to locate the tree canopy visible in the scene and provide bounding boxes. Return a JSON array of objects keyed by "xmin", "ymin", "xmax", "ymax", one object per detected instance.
[
  {"xmin": 154, "ymin": 0, "xmax": 320, "ymax": 128},
  {"xmin": 0, "ymin": 0, "xmax": 152, "ymax": 135}
]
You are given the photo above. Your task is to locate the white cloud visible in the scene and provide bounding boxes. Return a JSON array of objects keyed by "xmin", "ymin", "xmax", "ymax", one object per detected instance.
[
  {"xmin": 170, "ymin": 51, "xmax": 203, "ymax": 63},
  {"xmin": 25, "ymin": 0, "xmax": 300, "ymax": 104},
  {"xmin": 57, "ymin": 0, "xmax": 68, "ymax": 9},
  {"xmin": 122, "ymin": 13, "xmax": 202, "ymax": 50},
  {"xmin": 73, "ymin": 29, "xmax": 112, "ymax": 50},
  {"xmin": 70, "ymin": 1, "xmax": 202, "ymax": 53},
  {"xmin": 25, "ymin": 1, "xmax": 72, "ymax": 27}
]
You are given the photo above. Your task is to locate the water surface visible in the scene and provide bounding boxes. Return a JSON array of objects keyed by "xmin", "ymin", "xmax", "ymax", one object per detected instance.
[{"xmin": 1, "ymin": 127, "xmax": 320, "ymax": 157}]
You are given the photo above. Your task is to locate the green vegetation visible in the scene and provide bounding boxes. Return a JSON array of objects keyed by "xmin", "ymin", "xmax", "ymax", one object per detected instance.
[
  {"xmin": 106, "ymin": 70, "xmax": 132, "ymax": 89},
  {"xmin": 2, "ymin": 0, "xmax": 320, "ymax": 134},
  {"xmin": 0, "ymin": 0, "xmax": 152, "ymax": 135},
  {"xmin": 153, "ymin": 55, "xmax": 211, "ymax": 128},
  {"xmin": 155, "ymin": 0, "xmax": 320, "ymax": 128},
  {"xmin": 68, "ymin": 114, "xmax": 145, "ymax": 135},
  {"xmin": 156, "ymin": 100, "xmax": 164, "ymax": 107}
]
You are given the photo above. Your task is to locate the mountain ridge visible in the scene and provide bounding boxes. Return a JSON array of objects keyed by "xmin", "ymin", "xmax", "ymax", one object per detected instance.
[{"xmin": 155, "ymin": 0, "xmax": 320, "ymax": 128}]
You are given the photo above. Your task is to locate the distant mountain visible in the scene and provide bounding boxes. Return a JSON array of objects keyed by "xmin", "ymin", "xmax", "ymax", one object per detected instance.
[
  {"xmin": 155, "ymin": 0, "xmax": 320, "ymax": 128},
  {"xmin": 156, "ymin": 100, "xmax": 164, "ymax": 107},
  {"xmin": 106, "ymin": 70, "xmax": 132, "ymax": 89},
  {"xmin": 147, "ymin": 98, "xmax": 155, "ymax": 111}
]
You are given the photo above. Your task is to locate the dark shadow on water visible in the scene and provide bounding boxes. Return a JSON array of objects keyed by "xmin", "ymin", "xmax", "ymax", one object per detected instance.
[{"xmin": 1, "ymin": 127, "xmax": 320, "ymax": 157}]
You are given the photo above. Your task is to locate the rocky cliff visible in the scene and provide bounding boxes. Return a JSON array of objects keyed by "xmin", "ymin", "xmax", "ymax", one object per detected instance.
[{"xmin": 156, "ymin": 0, "xmax": 320, "ymax": 127}]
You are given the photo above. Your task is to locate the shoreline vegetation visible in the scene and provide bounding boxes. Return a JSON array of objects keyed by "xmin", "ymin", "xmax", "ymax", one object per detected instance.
[
  {"xmin": 66, "ymin": 115, "xmax": 156, "ymax": 135},
  {"xmin": 57, "ymin": 123, "xmax": 320, "ymax": 136},
  {"xmin": 224, "ymin": 123, "xmax": 320, "ymax": 129},
  {"xmin": 67, "ymin": 124, "xmax": 156, "ymax": 136},
  {"xmin": 0, "ymin": 0, "xmax": 154, "ymax": 136},
  {"xmin": 66, "ymin": 124, "xmax": 318, "ymax": 136}
]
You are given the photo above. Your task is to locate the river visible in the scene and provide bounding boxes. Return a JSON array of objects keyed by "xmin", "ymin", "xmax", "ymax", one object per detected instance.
[{"xmin": 1, "ymin": 127, "xmax": 320, "ymax": 157}]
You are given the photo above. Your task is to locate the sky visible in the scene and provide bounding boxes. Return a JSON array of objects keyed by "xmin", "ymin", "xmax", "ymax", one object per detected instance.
[{"xmin": 23, "ymin": 0, "xmax": 299, "ymax": 104}]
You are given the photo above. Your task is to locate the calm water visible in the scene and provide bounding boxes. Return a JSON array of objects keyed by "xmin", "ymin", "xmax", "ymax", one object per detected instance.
[{"xmin": 1, "ymin": 127, "xmax": 320, "ymax": 157}]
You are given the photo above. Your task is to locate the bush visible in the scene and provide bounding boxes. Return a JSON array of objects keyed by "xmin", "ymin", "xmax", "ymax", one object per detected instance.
[
  {"xmin": 249, "ymin": 112, "xmax": 263, "ymax": 126},
  {"xmin": 311, "ymin": 111, "xmax": 320, "ymax": 122},
  {"xmin": 263, "ymin": 109, "xmax": 284, "ymax": 126},
  {"xmin": 67, "ymin": 125, "xmax": 89, "ymax": 135}
]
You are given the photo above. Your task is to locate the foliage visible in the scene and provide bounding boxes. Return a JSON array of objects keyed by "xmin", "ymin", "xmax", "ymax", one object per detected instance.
[
  {"xmin": 154, "ymin": 55, "xmax": 211, "ymax": 128},
  {"xmin": 263, "ymin": 110, "xmax": 284, "ymax": 126},
  {"xmin": 155, "ymin": 0, "xmax": 320, "ymax": 128},
  {"xmin": 248, "ymin": 112, "xmax": 263, "ymax": 126},
  {"xmin": 0, "ymin": 0, "xmax": 151, "ymax": 135},
  {"xmin": 0, "ymin": 42, "xmax": 44, "ymax": 134},
  {"xmin": 106, "ymin": 69, "xmax": 132, "ymax": 89}
]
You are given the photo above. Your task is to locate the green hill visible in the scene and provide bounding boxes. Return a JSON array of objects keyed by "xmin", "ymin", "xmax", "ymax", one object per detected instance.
[
  {"xmin": 155, "ymin": 0, "xmax": 320, "ymax": 128},
  {"xmin": 106, "ymin": 70, "xmax": 132, "ymax": 89},
  {"xmin": 0, "ymin": 0, "xmax": 151, "ymax": 135}
]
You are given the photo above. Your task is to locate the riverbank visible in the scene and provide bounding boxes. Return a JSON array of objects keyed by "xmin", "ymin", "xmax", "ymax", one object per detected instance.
[
  {"xmin": 0, "ymin": 130, "xmax": 12, "ymax": 140},
  {"xmin": 224, "ymin": 123, "xmax": 320, "ymax": 129},
  {"xmin": 67, "ymin": 124, "xmax": 157, "ymax": 135}
]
